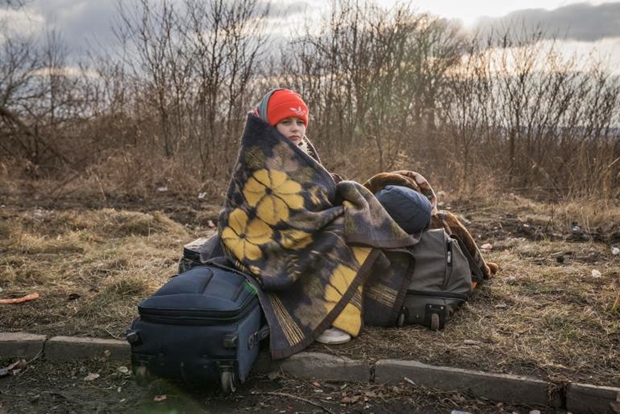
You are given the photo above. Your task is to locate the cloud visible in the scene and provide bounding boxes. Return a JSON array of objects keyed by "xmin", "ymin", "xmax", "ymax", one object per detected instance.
[
  {"xmin": 474, "ymin": 2, "xmax": 620, "ymax": 43},
  {"xmin": 263, "ymin": 1, "xmax": 310, "ymax": 18},
  {"xmin": 18, "ymin": 0, "xmax": 304, "ymax": 54},
  {"xmin": 1, "ymin": 1, "xmax": 118, "ymax": 72},
  {"xmin": 4, "ymin": 0, "xmax": 120, "ymax": 53}
]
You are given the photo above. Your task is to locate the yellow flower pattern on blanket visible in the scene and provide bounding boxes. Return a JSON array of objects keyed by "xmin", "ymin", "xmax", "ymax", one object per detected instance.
[
  {"xmin": 279, "ymin": 228, "xmax": 313, "ymax": 250},
  {"xmin": 221, "ymin": 208, "xmax": 273, "ymax": 261},
  {"xmin": 243, "ymin": 169, "xmax": 304, "ymax": 225},
  {"xmin": 324, "ymin": 248, "xmax": 371, "ymax": 336}
]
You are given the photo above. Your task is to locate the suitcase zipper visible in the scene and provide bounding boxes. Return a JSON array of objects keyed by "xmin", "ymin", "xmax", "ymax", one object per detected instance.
[
  {"xmin": 406, "ymin": 289, "xmax": 469, "ymax": 300},
  {"xmin": 139, "ymin": 295, "xmax": 258, "ymax": 325},
  {"xmin": 444, "ymin": 238, "xmax": 453, "ymax": 292}
]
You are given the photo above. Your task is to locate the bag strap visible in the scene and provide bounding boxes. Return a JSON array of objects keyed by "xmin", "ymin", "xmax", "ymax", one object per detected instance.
[{"xmin": 450, "ymin": 234, "xmax": 485, "ymax": 283}]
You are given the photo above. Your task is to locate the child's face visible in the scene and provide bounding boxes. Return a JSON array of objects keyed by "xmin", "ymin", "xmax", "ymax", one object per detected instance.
[{"xmin": 276, "ymin": 117, "xmax": 306, "ymax": 146}]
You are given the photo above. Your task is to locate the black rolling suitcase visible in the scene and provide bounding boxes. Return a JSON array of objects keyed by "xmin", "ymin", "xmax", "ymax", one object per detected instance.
[
  {"xmin": 398, "ymin": 229, "xmax": 480, "ymax": 330},
  {"xmin": 126, "ymin": 264, "xmax": 267, "ymax": 393}
]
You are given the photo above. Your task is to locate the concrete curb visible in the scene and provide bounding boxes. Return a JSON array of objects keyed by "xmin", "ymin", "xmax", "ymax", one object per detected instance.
[
  {"xmin": 255, "ymin": 351, "xmax": 371, "ymax": 383},
  {"xmin": 566, "ymin": 383, "xmax": 620, "ymax": 414},
  {"xmin": 0, "ymin": 332, "xmax": 46, "ymax": 359},
  {"xmin": 375, "ymin": 359, "xmax": 563, "ymax": 409},
  {"xmin": 2, "ymin": 332, "xmax": 619, "ymax": 413},
  {"xmin": 46, "ymin": 336, "xmax": 130, "ymax": 362}
]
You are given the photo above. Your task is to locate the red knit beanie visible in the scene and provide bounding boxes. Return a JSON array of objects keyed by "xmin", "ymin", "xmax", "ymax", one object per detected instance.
[{"xmin": 254, "ymin": 89, "xmax": 309, "ymax": 127}]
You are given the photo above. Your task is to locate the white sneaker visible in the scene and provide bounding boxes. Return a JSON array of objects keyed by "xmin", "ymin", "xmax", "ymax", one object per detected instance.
[{"xmin": 315, "ymin": 327, "xmax": 351, "ymax": 344}]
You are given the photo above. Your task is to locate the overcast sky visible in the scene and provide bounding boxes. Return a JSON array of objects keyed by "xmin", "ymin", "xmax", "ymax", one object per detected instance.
[{"xmin": 2, "ymin": 0, "xmax": 620, "ymax": 71}]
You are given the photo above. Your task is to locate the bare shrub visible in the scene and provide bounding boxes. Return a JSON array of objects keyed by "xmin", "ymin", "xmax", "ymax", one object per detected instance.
[
  {"xmin": 277, "ymin": 1, "xmax": 464, "ymax": 182},
  {"xmin": 113, "ymin": 0, "xmax": 269, "ymax": 179},
  {"xmin": 434, "ymin": 23, "xmax": 620, "ymax": 201},
  {"xmin": 0, "ymin": 1, "xmax": 618, "ymax": 202}
]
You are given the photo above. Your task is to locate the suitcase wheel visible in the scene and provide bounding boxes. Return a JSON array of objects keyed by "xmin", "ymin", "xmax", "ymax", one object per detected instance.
[
  {"xmin": 430, "ymin": 313, "xmax": 440, "ymax": 331},
  {"xmin": 134, "ymin": 365, "xmax": 152, "ymax": 385},
  {"xmin": 221, "ymin": 370, "xmax": 238, "ymax": 394}
]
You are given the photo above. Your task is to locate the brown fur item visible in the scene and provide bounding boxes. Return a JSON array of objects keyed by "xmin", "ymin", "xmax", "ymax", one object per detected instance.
[{"xmin": 364, "ymin": 171, "xmax": 499, "ymax": 279}]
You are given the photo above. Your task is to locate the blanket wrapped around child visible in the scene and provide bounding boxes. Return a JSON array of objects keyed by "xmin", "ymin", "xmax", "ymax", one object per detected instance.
[{"xmin": 218, "ymin": 114, "xmax": 419, "ymax": 359}]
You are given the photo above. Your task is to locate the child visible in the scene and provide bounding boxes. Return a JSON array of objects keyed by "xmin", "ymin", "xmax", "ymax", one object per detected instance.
[
  {"xmin": 253, "ymin": 88, "xmax": 324, "ymax": 164},
  {"xmin": 252, "ymin": 88, "xmax": 351, "ymax": 344},
  {"xmin": 219, "ymin": 88, "xmax": 497, "ymax": 358}
]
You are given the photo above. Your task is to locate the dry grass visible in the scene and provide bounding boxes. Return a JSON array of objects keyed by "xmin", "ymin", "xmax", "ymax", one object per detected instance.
[
  {"xmin": 1, "ymin": 193, "xmax": 618, "ymax": 390},
  {"xmin": 322, "ymin": 193, "xmax": 620, "ymax": 387},
  {"xmin": 0, "ymin": 206, "xmax": 198, "ymax": 338}
]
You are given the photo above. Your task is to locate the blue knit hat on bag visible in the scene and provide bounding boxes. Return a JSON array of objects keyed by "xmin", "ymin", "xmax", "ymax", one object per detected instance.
[{"xmin": 374, "ymin": 185, "xmax": 432, "ymax": 234}]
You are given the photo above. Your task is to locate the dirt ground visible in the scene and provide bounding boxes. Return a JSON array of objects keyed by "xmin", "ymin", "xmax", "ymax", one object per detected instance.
[
  {"xmin": 0, "ymin": 357, "xmax": 561, "ymax": 414},
  {"xmin": 1, "ymin": 188, "xmax": 619, "ymax": 413}
]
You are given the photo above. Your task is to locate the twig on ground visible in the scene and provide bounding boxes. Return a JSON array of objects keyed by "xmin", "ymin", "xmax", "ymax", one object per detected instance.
[
  {"xmin": 266, "ymin": 391, "xmax": 336, "ymax": 414},
  {"xmin": 403, "ymin": 376, "xmax": 416, "ymax": 386},
  {"xmin": 27, "ymin": 349, "xmax": 43, "ymax": 364},
  {"xmin": 105, "ymin": 326, "xmax": 123, "ymax": 340},
  {"xmin": 6, "ymin": 350, "xmax": 44, "ymax": 378}
]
